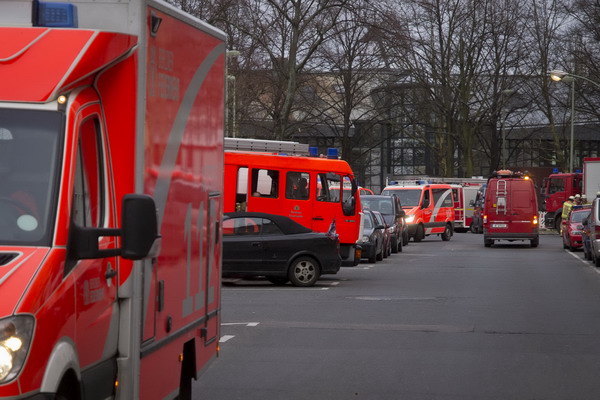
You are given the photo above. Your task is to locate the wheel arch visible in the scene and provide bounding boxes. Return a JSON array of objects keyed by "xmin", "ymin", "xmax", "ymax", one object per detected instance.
[{"xmin": 41, "ymin": 338, "xmax": 81, "ymax": 394}]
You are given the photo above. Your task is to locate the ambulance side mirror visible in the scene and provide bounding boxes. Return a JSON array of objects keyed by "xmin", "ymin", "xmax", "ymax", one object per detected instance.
[
  {"xmin": 69, "ymin": 194, "xmax": 161, "ymax": 261},
  {"xmin": 121, "ymin": 194, "xmax": 161, "ymax": 260}
]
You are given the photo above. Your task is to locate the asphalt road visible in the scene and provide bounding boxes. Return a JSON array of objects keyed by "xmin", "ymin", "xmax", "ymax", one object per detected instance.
[{"xmin": 194, "ymin": 231, "xmax": 600, "ymax": 400}]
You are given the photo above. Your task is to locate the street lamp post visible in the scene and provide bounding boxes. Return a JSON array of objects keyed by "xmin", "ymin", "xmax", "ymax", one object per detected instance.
[
  {"xmin": 225, "ymin": 50, "xmax": 240, "ymax": 138},
  {"xmin": 549, "ymin": 69, "xmax": 600, "ymax": 173}
]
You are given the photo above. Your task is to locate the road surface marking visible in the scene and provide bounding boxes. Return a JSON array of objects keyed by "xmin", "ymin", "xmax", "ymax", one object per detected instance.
[
  {"xmin": 566, "ymin": 250, "xmax": 600, "ymax": 275},
  {"xmin": 219, "ymin": 335, "xmax": 235, "ymax": 343},
  {"xmin": 222, "ymin": 322, "xmax": 260, "ymax": 326}
]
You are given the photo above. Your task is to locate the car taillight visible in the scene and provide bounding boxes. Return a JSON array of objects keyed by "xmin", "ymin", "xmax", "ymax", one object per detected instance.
[
  {"xmin": 532, "ymin": 215, "xmax": 538, "ymax": 225},
  {"xmin": 483, "ymin": 215, "xmax": 488, "ymax": 224}
]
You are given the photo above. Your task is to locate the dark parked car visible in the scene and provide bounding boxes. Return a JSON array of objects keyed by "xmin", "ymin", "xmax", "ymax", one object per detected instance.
[
  {"xmin": 222, "ymin": 212, "xmax": 341, "ymax": 286},
  {"xmin": 360, "ymin": 194, "xmax": 407, "ymax": 252},
  {"xmin": 373, "ymin": 210, "xmax": 392, "ymax": 258},
  {"xmin": 583, "ymin": 212, "xmax": 593, "ymax": 260},
  {"xmin": 360, "ymin": 209, "xmax": 385, "ymax": 263}
]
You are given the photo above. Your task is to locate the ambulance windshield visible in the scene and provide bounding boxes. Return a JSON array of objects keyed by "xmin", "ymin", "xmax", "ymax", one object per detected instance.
[
  {"xmin": 383, "ymin": 188, "xmax": 421, "ymax": 207},
  {"xmin": 0, "ymin": 109, "xmax": 63, "ymax": 245}
]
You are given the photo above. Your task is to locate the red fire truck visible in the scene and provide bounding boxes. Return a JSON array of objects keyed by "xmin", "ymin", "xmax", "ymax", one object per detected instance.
[
  {"xmin": 224, "ymin": 138, "xmax": 363, "ymax": 266},
  {"xmin": 541, "ymin": 158, "xmax": 600, "ymax": 230},
  {"xmin": 0, "ymin": 1, "xmax": 224, "ymax": 399}
]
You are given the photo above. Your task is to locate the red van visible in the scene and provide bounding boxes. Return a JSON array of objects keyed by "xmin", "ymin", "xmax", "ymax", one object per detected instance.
[
  {"xmin": 483, "ymin": 170, "xmax": 539, "ymax": 247},
  {"xmin": 382, "ymin": 183, "xmax": 454, "ymax": 242}
]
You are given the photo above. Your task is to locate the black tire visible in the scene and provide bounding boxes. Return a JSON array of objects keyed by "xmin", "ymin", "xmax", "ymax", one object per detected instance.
[
  {"xmin": 470, "ymin": 224, "xmax": 477, "ymax": 233},
  {"xmin": 595, "ymin": 253, "xmax": 600, "ymax": 268},
  {"xmin": 288, "ymin": 256, "xmax": 320, "ymax": 287},
  {"xmin": 267, "ymin": 276, "xmax": 289, "ymax": 285},
  {"xmin": 531, "ymin": 237, "xmax": 539, "ymax": 248},
  {"xmin": 402, "ymin": 230, "xmax": 409, "ymax": 246},
  {"xmin": 391, "ymin": 237, "xmax": 399, "ymax": 254},
  {"xmin": 368, "ymin": 248, "xmax": 377, "ymax": 263},
  {"xmin": 397, "ymin": 236, "xmax": 403, "ymax": 252},
  {"xmin": 441, "ymin": 224, "xmax": 452, "ymax": 241},
  {"xmin": 414, "ymin": 224, "xmax": 424, "ymax": 242},
  {"xmin": 484, "ymin": 238, "xmax": 493, "ymax": 247},
  {"xmin": 376, "ymin": 244, "xmax": 384, "ymax": 261}
]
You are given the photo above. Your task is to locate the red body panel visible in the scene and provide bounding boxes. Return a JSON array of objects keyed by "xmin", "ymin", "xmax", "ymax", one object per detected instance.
[{"xmin": 0, "ymin": 4, "xmax": 224, "ymax": 397}]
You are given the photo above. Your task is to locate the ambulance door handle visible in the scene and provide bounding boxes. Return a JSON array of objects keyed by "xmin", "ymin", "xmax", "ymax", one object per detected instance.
[
  {"xmin": 105, "ymin": 267, "xmax": 117, "ymax": 280},
  {"xmin": 313, "ymin": 217, "xmax": 324, "ymax": 221}
]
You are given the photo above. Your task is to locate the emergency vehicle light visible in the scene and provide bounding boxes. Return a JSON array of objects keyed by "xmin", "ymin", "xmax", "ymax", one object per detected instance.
[
  {"xmin": 327, "ymin": 148, "xmax": 339, "ymax": 159},
  {"xmin": 33, "ymin": 0, "xmax": 78, "ymax": 28},
  {"xmin": 309, "ymin": 147, "xmax": 319, "ymax": 157}
]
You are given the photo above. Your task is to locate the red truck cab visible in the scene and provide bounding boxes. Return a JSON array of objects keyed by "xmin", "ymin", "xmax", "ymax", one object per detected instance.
[
  {"xmin": 541, "ymin": 172, "xmax": 582, "ymax": 230},
  {"xmin": 483, "ymin": 170, "xmax": 539, "ymax": 247}
]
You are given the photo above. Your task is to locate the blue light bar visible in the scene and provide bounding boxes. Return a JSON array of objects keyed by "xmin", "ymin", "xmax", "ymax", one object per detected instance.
[
  {"xmin": 309, "ymin": 147, "xmax": 319, "ymax": 157},
  {"xmin": 34, "ymin": 1, "xmax": 78, "ymax": 28},
  {"xmin": 552, "ymin": 167, "xmax": 559, "ymax": 173},
  {"xmin": 327, "ymin": 148, "xmax": 339, "ymax": 159}
]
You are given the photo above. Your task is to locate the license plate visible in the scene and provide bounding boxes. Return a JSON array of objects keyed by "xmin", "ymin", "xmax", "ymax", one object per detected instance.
[{"xmin": 492, "ymin": 223, "xmax": 507, "ymax": 228}]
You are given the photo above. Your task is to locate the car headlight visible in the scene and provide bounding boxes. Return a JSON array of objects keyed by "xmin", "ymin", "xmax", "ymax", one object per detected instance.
[
  {"xmin": 405, "ymin": 215, "xmax": 415, "ymax": 224},
  {"xmin": 361, "ymin": 235, "xmax": 370, "ymax": 243},
  {"xmin": 0, "ymin": 316, "xmax": 34, "ymax": 383}
]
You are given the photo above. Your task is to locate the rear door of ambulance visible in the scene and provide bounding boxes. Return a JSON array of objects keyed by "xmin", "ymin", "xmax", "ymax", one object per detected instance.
[{"xmin": 507, "ymin": 180, "xmax": 537, "ymax": 235}]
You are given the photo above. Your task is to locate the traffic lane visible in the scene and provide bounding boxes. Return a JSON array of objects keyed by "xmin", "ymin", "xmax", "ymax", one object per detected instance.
[{"xmin": 197, "ymin": 233, "xmax": 600, "ymax": 399}]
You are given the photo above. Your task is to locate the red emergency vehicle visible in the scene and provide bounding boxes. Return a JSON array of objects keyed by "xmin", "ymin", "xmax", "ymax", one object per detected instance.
[
  {"xmin": 381, "ymin": 183, "xmax": 455, "ymax": 241},
  {"xmin": 224, "ymin": 138, "xmax": 363, "ymax": 266},
  {"xmin": 483, "ymin": 170, "xmax": 539, "ymax": 247},
  {"xmin": 540, "ymin": 172, "xmax": 582, "ymax": 230},
  {"xmin": 0, "ymin": 1, "xmax": 224, "ymax": 399}
]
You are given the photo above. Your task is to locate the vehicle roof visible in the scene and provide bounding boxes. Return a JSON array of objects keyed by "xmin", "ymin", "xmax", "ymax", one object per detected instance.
[
  {"xmin": 383, "ymin": 184, "xmax": 451, "ymax": 190},
  {"xmin": 224, "ymin": 212, "xmax": 313, "ymax": 234},
  {"xmin": 225, "ymin": 151, "xmax": 354, "ymax": 174}
]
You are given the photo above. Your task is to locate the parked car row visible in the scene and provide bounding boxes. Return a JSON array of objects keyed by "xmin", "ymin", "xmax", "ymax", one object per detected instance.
[{"xmin": 562, "ymin": 195, "xmax": 600, "ymax": 268}]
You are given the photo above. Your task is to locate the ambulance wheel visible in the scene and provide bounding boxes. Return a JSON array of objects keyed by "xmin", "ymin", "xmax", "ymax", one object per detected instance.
[
  {"xmin": 289, "ymin": 256, "xmax": 320, "ymax": 287},
  {"xmin": 55, "ymin": 371, "xmax": 81, "ymax": 400},
  {"xmin": 441, "ymin": 224, "xmax": 452, "ymax": 241},
  {"xmin": 531, "ymin": 237, "xmax": 539, "ymax": 248},
  {"xmin": 414, "ymin": 225, "xmax": 424, "ymax": 242},
  {"xmin": 484, "ymin": 238, "xmax": 493, "ymax": 247}
]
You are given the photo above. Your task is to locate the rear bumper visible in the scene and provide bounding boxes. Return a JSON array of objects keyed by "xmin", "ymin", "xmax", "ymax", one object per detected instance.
[{"xmin": 484, "ymin": 231, "xmax": 538, "ymax": 240}]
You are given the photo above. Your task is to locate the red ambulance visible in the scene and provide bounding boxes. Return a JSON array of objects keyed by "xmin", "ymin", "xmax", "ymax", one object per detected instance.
[
  {"xmin": 382, "ymin": 184, "xmax": 455, "ymax": 242},
  {"xmin": 483, "ymin": 170, "xmax": 539, "ymax": 247},
  {"xmin": 0, "ymin": 1, "xmax": 224, "ymax": 399}
]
